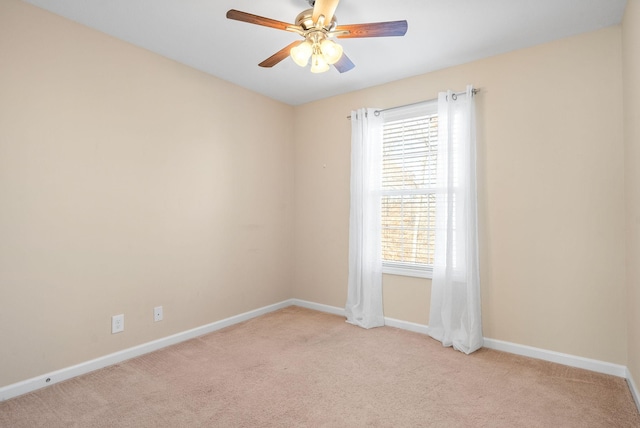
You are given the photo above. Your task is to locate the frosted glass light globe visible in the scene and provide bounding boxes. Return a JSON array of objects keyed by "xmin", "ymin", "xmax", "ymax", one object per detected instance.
[
  {"xmin": 320, "ymin": 39, "xmax": 343, "ymax": 65},
  {"xmin": 290, "ymin": 41, "xmax": 313, "ymax": 67},
  {"xmin": 310, "ymin": 53, "xmax": 330, "ymax": 73}
]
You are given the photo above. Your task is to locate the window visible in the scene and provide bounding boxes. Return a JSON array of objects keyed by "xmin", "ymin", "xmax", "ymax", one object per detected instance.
[{"xmin": 381, "ymin": 101, "xmax": 438, "ymax": 278}]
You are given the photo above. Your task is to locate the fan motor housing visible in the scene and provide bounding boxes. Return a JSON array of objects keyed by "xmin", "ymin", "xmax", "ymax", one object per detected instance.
[{"xmin": 295, "ymin": 8, "xmax": 337, "ymax": 31}]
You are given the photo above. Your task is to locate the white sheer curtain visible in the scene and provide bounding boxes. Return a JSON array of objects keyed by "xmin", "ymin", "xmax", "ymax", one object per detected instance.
[
  {"xmin": 345, "ymin": 108, "xmax": 385, "ymax": 329},
  {"xmin": 428, "ymin": 85, "xmax": 483, "ymax": 354}
]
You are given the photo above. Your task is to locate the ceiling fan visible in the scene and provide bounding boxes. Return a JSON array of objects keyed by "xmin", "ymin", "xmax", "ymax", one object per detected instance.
[{"xmin": 226, "ymin": 0, "xmax": 408, "ymax": 74}]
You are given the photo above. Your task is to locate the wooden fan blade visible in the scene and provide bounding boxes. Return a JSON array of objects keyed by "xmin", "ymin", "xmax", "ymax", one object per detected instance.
[
  {"xmin": 333, "ymin": 53, "xmax": 355, "ymax": 73},
  {"xmin": 335, "ymin": 20, "xmax": 408, "ymax": 38},
  {"xmin": 226, "ymin": 9, "xmax": 295, "ymax": 32},
  {"xmin": 312, "ymin": 0, "xmax": 340, "ymax": 26},
  {"xmin": 259, "ymin": 41, "xmax": 302, "ymax": 68}
]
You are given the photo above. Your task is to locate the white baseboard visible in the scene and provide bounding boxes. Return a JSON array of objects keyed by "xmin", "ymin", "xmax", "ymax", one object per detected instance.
[
  {"xmin": 291, "ymin": 300, "xmax": 428, "ymax": 335},
  {"xmin": 2, "ymin": 298, "xmax": 638, "ymax": 415},
  {"xmin": 482, "ymin": 338, "xmax": 627, "ymax": 378},
  {"xmin": 627, "ymin": 368, "xmax": 640, "ymax": 412},
  {"xmin": 290, "ymin": 298, "xmax": 346, "ymax": 316},
  {"xmin": 0, "ymin": 299, "xmax": 294, "ymax": 402},
  {"xmin": 383, "ymin": 316, "xmax": 430, "ymax": 335},
  {"xmin": 291, "ymin": 299, "xmax": 432, "ymax": 335},
  {"xmin": 293, "ymin": 300, "xmax": 629, "ymax": 377}
]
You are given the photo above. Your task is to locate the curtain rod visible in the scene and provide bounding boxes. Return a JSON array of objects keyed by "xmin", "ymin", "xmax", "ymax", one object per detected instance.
[{"xmin": 346, "ymin": 88, "xmax": 479, "ymax": 120}]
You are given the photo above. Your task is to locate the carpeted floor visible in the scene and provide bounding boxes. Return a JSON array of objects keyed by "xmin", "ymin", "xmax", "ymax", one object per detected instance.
[{"xmin": 1, "ymin": 306, "xmax": 639, "ymax": 427}]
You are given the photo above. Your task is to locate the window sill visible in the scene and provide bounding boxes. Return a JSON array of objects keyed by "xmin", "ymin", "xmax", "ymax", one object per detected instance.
[{"xmin": 382, "ymin": 263, "xmax": 433, "ymax": 279}]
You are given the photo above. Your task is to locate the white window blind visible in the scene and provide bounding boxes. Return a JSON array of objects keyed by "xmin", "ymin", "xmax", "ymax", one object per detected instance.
[{"xmin": 381, "ymin": 101, "xmax": 438, "ymax": 278}]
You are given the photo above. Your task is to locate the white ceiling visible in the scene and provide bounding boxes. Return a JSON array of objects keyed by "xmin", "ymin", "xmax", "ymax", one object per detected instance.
[{"xmin": 22, "ymin": 0, "xmax": 627, "ymax": 105}]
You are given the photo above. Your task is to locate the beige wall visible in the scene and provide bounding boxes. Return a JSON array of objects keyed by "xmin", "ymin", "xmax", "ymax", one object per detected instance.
[
  {"xmin": 294, "ymin": 27, "xmax": 627, "ymax": 364},
  {"xmin": 0, "ymin": 0, "xmax": 294, "ymax": 387},
  {"xmin": 623, "ymin": 0, "xmax": 640, "ymax": 388}
]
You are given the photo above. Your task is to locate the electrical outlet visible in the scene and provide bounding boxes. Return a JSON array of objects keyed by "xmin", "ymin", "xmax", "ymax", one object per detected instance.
[
  {"xmin": 111, "ymin": 314, "xmax": 124, "ymax": 334},
  {"xmin": 154, "ymin": 306, "xmax": 163, "ymax": 322}
]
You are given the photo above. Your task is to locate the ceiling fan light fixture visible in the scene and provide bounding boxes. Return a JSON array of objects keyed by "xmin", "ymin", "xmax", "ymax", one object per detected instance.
[
  {"xmin": 310, "ymin": 53, "xmax": 330, "ymax": 73},
  {"xmin": 226, "ymin": 1, "xmax": 408, "ymax": 74},
  {"xmin": 290, "ymin": 40, "xmax": 313, "ymax": 66},
  {"xmin": 320, "ymin": 39, "xmax": 343, "ymax": 64}
]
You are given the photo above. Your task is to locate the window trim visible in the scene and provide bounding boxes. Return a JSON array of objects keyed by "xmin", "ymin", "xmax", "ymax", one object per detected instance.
[{"xmin": 380, "ymin": 100, "xmax": 438, "ymax": 279}]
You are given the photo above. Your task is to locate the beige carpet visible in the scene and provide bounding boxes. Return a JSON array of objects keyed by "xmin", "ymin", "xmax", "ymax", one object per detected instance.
[{"xmin": 1, "ymin": 306, "xmax": 639, "ymax": 427}]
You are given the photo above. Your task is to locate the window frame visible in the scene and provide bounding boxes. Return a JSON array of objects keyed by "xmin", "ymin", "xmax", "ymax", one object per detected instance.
[{"xmin": 380, "ymin": 100, "xmax": 438, "ymax": 279}]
